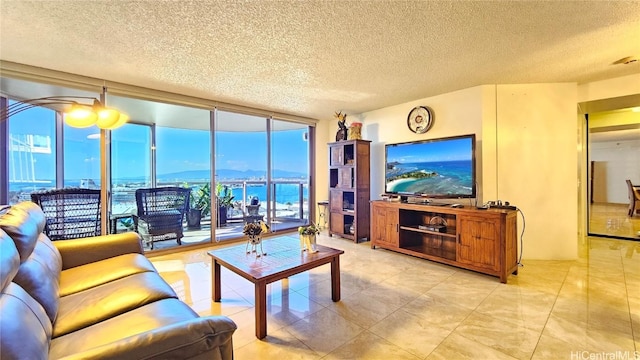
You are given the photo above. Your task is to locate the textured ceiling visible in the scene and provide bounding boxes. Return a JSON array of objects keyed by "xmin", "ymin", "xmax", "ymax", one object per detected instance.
[{"xmin": 1, "ymin": 1, "xmax": 639, "ymax": 121}]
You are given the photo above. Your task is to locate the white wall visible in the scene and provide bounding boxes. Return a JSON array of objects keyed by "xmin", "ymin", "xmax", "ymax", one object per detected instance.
[
  {"xmin": 578, "ymin": 74, "xmax": 640, "ymax": 102},
  {"xmin": 495, "ymin": 83, "xmax": 578, "ymax": 259},
  {"xmin": 590, "ymin": 139, "xmax": 640, "ymax": 203},
  {"xmin": 358, "ymin": 86, "xmax": 486, "ymax": 201}
]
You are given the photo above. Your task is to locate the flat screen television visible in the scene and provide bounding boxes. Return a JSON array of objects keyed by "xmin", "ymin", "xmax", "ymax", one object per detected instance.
[{"xmin": 385, "ymin": 134, "xmax": 476, "ymax": 199}]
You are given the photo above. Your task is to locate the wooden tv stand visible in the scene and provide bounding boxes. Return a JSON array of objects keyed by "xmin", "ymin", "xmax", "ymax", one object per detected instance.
[{"xmin": 370, "ymin": 200, "xmax": 518, "ymax": 283}]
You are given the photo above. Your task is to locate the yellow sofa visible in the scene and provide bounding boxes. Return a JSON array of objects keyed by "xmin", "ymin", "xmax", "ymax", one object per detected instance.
[{"xmin": 0, "ymin": 201, "xmax": 236, "ymax": 360}]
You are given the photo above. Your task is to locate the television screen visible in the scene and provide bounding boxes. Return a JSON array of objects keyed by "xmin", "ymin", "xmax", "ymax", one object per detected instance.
[{"xmin": 385, "ymin": 134, "xmax": 476, "ymax": 198}]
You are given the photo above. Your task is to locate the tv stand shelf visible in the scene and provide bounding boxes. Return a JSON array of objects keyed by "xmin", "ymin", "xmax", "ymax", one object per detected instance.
[
  {"xmin": 399, "ymin": 225, "xmax": 457, "ymax": 238},
  {"xmin": 370, "ymin": 200, "xmax": 518, "ymax": 283}
]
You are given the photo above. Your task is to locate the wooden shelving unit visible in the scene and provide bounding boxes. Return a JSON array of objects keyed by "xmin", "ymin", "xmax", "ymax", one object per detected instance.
[{"xmin": 328, "ymin": 139, "xmax": 371, "ymax": 242}]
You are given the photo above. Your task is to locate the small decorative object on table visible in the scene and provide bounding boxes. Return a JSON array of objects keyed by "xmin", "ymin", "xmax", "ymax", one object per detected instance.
[
  {"xmin": 298, "ymin": 222, "xmax": 320, "ymax": 254},
  {"xmin": 348, "ymin": 122, "xmax": 362, "ymax": 140},
  {"xmin": 335, "ymin": 111, "xmax": 348, "ymax": 141},
  {"xmin": 243, "ymin": 221, "xmax": 270, "ymax": 257}
]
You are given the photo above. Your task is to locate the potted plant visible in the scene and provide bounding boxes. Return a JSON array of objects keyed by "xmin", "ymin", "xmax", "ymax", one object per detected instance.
[
  {"xmin": 186, "ymin": 183, "xmax": 210, "ymax": 229},
  {"xmin": 298, "ymin": 222, "xmax": 320, "ymax": 253},
  {"xmin": 216, "ymin": 183, "xmax": 235, "ymax": 227}
]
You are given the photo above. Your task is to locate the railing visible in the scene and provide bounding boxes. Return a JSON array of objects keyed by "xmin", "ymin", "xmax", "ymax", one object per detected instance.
[
  {"xmin": 16, "ymin": 179, "xmax": 310, "ymax": 235},
  {"xmin": 217, "ymin": 179, "xmax": 308, "ymax": 223},
  {"xmin": 110, "ymin": 179, "xmax": 309, "ymax": 225}
]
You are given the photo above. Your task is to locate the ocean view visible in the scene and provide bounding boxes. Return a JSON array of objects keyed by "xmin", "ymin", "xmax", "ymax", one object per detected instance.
[
  {"xmin": 386, "ymin": 159, "xmax": 473, "ymax": 196},
  {"xmin": 10, "ymin": 178, "xmax": 309, "ymax": 217}
]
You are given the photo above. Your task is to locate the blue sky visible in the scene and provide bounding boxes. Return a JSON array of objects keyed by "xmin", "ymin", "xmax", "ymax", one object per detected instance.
[{"xmin": 8, "ymin": 103, "xmax": 309, "ymax": 181}]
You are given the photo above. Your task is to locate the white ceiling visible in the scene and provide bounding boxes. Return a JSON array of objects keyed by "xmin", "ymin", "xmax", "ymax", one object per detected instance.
[{"xmin": 1, "ymin": 1, "xmax": 639, "ymax": 121}]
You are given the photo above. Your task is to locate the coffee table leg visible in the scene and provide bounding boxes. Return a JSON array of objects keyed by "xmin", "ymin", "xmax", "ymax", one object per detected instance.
[
  {"xmin": 331, "ymin": 256, "xmax": 341, "ymax": 302},
  {"xmin": 255, "ymin": 281, "xmax": 267, "ymax": 339},
  {"xmin": 213, "ymin": 259, "xmax": 221, "ymax": 302}
]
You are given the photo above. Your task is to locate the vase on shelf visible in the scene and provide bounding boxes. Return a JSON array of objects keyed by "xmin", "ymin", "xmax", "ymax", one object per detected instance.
[
  {"xmin": 300, "ymin": 234, "xmax": 318, "ymax": 253},
  {"xmin": 348, "ymin": 122, "xmax": 362, "ymax": 140}
]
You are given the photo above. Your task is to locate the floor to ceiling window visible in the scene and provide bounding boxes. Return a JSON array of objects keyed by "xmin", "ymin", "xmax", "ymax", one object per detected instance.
[
  {"xmin": 213, "ymin": 110, "xmax": 312, "ymax": 241},
  {"xmin": 270, "ymin": 118, "xmax": 311, "ymax": 231},
  {"xmin": 63, "ymin": 126, "xmax": 101, "ymax": 189},
  {"xmin": 107, "ymin": 95, "xmax": 212, "ymax": 250},
  {"xmin": 2, "ymin": 76, "xmax": 103, "ymax": 204},
  {"xmin": 214, "ymin": 111, "xmax": 268, "ymax": 241},
  {"xmin": 6, "ymin": 101, "xmax": 57, "ymax": 204},
  {"xmin": 111, "ymin": 122, "xmax": 152, "ymax": 214}
]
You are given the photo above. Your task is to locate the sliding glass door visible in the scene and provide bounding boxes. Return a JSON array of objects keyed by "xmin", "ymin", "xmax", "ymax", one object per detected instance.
[
  {"xmin": 212, "ymin": 111, "xmax": 312, "ymax": 240},
  {"xmin": 214, "ymin": 110, "xmax": 267, "ymax": 241},
  {"xmin": 270, "ymin": 119, "xmax": 311, "ymax": 232},
  {"xmin": 108, "ymin": 95, "xmax": 212, "ymax": 250}
]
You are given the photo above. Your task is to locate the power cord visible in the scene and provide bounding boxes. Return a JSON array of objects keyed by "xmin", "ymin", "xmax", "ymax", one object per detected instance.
[{"xmin": 517, "ymin": 208, "xmax": 526, "ymax": 267}]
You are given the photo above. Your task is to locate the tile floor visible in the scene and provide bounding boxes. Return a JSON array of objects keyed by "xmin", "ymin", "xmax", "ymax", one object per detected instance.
[{"xmin": 149, "ymin": 232, "xmax": 640, "ymax": 359}]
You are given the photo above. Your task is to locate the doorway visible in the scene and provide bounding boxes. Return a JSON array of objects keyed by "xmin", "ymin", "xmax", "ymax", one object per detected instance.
[{"xmin": 584, "ymin": 100, "xmax": 640, "ymax": 240}]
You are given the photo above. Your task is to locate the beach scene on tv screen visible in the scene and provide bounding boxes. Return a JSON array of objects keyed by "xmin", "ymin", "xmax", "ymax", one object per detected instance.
[{"xmin": 385, "ymin": 137, "xmax": 473, "ymax": 197}]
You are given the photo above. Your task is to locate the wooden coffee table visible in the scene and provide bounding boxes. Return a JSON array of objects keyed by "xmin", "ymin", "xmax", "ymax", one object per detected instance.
[{"xmin": 207, "ymin": 237, "xmax": 344, "ymax": 339}]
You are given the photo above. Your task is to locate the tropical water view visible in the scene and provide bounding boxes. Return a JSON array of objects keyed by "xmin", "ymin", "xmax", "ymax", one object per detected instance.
[
  {"xmin": 385, "ymin": 159, "xmax": 474, "ymax": 196},
  {"xmin": 10, "ymin": 177, "xmax": 309, "ymax": 220}
]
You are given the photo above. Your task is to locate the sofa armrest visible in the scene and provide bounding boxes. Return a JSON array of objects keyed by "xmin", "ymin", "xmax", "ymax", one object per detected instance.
[
  {"xmin": 54, "ymin": 232, "xmax": 144, "ymax": 270},
  {"xmin": 57, "ymin": 316, "xmax": 237, "ymax": 360}
]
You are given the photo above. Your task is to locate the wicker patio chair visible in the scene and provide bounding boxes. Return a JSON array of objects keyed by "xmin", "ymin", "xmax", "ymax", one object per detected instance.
[
  {"xmin": 135, "ymin": 187, "xmax": 191, "ymax": 250},
  {"xmin": 30, "ymin": 188, "xmax": 102, "ymax": 240}
]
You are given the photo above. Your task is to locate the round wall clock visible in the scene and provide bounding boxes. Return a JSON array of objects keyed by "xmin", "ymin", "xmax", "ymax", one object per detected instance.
[{"xmin": 407, "ymin": 106, "xmax": 434, "ymax": 134}]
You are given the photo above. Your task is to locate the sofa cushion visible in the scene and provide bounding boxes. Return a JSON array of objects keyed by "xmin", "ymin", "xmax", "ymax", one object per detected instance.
[
  {"xmin": 0, "ymin": 229, "xmax": 20, "ymax": 291},
  {"xmin": 0, "ymin": 282, "xmax": 52, "ymax": 360},
  {"xmin": 0, "ymin": 202, "xmax": 45, "ymax": 262},
  {"xmin": 59, "ymin": 253, "xmax": 157, "ymax": 296},
  {"xmin": 54, "ymin": 271, "xmax": 178, "ymax": 337},
  {"xmin": 49, "ymin": 298, "xmax": 237, "ymax": 360},
  {"xmin": 13, "ymin": 234, "xmax": 62, "ymax": 323}
]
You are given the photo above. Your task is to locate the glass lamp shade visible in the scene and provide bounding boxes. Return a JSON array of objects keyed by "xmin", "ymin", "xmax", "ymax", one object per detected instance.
[
  {"xmin": 64, "ymin": 105, "xmax": 98, "ymax": 128},
  {"xmin": 103, "ymin": 113, "xmax": 129, "ymax": 130},
  {"xmin": 96, "ymin": 108, "xmax": 122, "ymax": 129}
]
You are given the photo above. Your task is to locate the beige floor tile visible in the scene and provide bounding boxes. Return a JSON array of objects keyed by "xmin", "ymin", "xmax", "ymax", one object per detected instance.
[
  {"xmin": 285, "ymin": 307, "xmax": 364, "ymax": 356},
  {"xmin": 401, "ymin": 293, "xmax": 473, "ymax": 331},
  {"xmin": 379, "ymin": 266, "xmax": 452, "ymax": 294},
  {"xmin": 368, "ymin": 309, "xmax": 452, "ymax": 358},
  {"xmin": 531, "ymin": 333, "xmax": 583, "ymax": 360},
  {"xmin": 474, "ymin": 285, "xmax": 557, "ymax": 331},
  {"xmin": 551, "ymin": 296, "xmax": 633, "ymax": 334},
  {"xmin": 326, "ymin": 290, "xmax": 406, "ymax": 329},
  {"xmin": 324, "ymin": 330, "xmax": 422, "ymax": 360},
  {"xmin": 452, "ymin": 312, "xmax": 542, "ymax": 359},
  {"xmin": 190, "ymin": 294, "xmax": 252, "ymax": 317},
  {"xmin": 543, "ymin": 312, "xmax": 635, "ymax": 352},
  {"xmin": 425, "ymin": 280, "xmax": 495, "ymax": 310},
  {"xmin": 426, "ymin": 332, "xmax": 519, "ymax": 360},
  {"xmin": 234, "ymin": 327, "xmax": 322, "ymax": 359}
]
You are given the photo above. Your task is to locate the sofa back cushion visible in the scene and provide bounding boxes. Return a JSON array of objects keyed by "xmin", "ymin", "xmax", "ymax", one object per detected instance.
[
  {"xmin": 13, "ymin": 234, "xmax": 62, "ymax": 323},
  {"xmin": 0, "ymin": 202, "xmax": 61, "ymax": 323},
  {"xmin": 0, "ymin": 229, "xmax": 20, "ymax": 292},
  {"xmin": 1, "ymin": 229, "xmax": 52, "ymax": 360},
  {"xmin": 0, "ymin": 202, "xmax": 45, "ymax": 262},
  {"xmin": 0, "ymin": 282, "xmax": 52, "ymax": 360}
]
